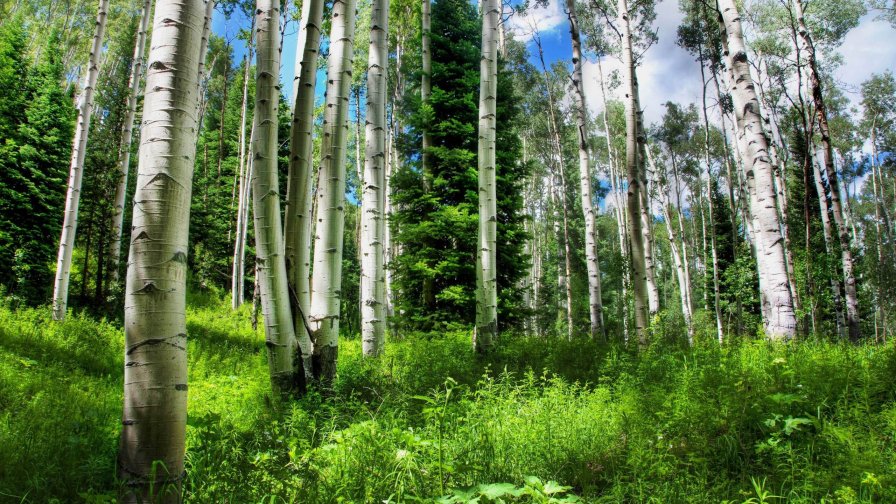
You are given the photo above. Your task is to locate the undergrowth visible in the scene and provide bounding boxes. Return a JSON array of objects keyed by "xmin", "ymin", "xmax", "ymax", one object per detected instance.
[{"xmin": 0, "ymin": 293, "xmax": 894, "ymax": 503}]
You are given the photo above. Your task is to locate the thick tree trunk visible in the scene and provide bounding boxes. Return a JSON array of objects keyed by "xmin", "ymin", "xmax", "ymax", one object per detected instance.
[
  {"xmin": 52, "ymin": 0, "xmax": 109, "ymax": 321},
  {"xmin": 567, "ymin": 0, "xmax": 605, "ymax": 340},
  {"xmin": 361, "ymin": 0, "xmax": 389, "ymax": 356},
  {"xmin": 475, "ymin": 0, "xmax": 499, "ymax": 351},
  {"xmin": 618, "ymin": 0, "xmax": 649, "ymax": 344},
  {"xmin": 117, "ymin": 0, "xmax": 205, "ymax": 499},
  {"xmin": 251, "ymin": 0, "xmax": 302, "ymax": 393},
  {"xmin": 717, "ymin": 0, "xmax": 797, "ymax": 340},
  {"xmin": 309, "ymin": 0, "xmax": 357, "ymax": 383},
  {"xmin": 108, "ymin": 0, "xmax": 152, "ymax": 288},
  {"xmin": 284, "ymin": 0, "xmax": 324, "ymax": 376},
  {"xmin": 793, "ymin": 0, "xmax": 860, "ymax": 340}
]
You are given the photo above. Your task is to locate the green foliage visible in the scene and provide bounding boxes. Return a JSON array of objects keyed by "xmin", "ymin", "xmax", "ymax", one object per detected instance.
[
  {"xmin": 0, "ymin": 23, "xmax": 75, "ymax": 305},
  {"xmin": 2, "ymin": 292, "xmax": 896, "ymax": 502}
]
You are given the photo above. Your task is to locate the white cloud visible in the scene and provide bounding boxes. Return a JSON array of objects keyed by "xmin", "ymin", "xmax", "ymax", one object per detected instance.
[
  {"xmin": 506, "ymin": 0, "xmax": 567, "ymax": 43},
  {"xmin": 835, "ymin": 15, "xmax": 896, "ymax": 111}
]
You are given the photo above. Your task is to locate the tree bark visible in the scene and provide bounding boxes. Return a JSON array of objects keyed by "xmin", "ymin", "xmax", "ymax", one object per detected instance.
[
  {"xmin": 475, "ymin": 0, "xmax": 499, "ymax": 351},
  {"xmin": 618, "ymin": 0, "xmax": 649, "ymax": 344},
  {"xmin": 108, "ymin": 0, "xmax": 152, "ymax": 289},
  {"xmin": 792, "ymin": 0, "xmax": 860, "ymax": 340},
  {"xmin": 361, "ymin": 0, "xmax": 389, "ymax": 356},
  {"xmin": 567, "ymin": 0, "xmax": 605, "ymax": 340},
  {"xmin": 717, "ymin": 0, "xmax": 797, "ymax": 340},
  {"xmin": 117, "ymin": 0, "xmax": 205, "ymax": 499},
  {"xmin": 232, "ymin": 28, "xmax": 255, "ymax": 310},
  {"xmin": 52, "ymin": 0, "xmax": 109, "ymax": 321},
  {"xmin": 309, "ymin": 0, "xmax": 357, "ymax": 383}
]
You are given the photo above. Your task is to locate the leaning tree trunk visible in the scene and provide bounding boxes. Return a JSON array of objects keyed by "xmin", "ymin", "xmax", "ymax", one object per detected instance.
[
  {"xmin": 361, "ymin": 0, "xmax": 389, "ymax": 356},
  {"xmin": 618, "ymin": 0, "xmax": 649, "ymax": 344},
  {"xmin": 52, "ymin": 0, "xmax": 109, "ymax": 321},
  {"xmin": 117, "ymin": 0, "xmax": 206, "ymax": 500},
  {"xmin": 475, "ymin": 0, "xmax": 499, "ymax": 351},
  {"xmin": 309, "ymin": 0, "xmax": 357, "ymax": 383},
  {"xmin": 252, "ymin": 0, "xmax": 302, "ymax": 393},
  {"xmin": 793, "ymin": 0, "xmax": 860, "ymax": 340},
  {"xmin": 108, "ymin": 0, "xmax": 152, "ymax": 288},
  {"xmin": 718, "ymin": 0, "xmax": 797, "ymax": 340},
  {"xmin": 567, "ymin": 0, "xmax": 605, "ymax": 340},
  {"xmin": 284, "ymin": 0, "xmax": 324, "ymax": 376}
]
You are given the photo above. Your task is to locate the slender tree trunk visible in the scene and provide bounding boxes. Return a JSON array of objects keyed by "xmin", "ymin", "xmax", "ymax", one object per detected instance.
[
  {"xmin": 232, "ymin": 29, "xmax": 255, "ymax": 309},
  {"xmin": 361, "ymin": 0, "xmax": 389, "ymax": 356},
  {"xmin": 567, "ymin": 0, "xmax": 605, "ymax": 340},
  {"xmin": 117, "ymin": 0, "xmax": 205, "ymax": 499},
  {"xmin": 718, "ymin": 0, "xmax": 797, "ymax": 340},
  {"xmin": 475, "ymin": 0, "xmax": 499, "ymax": 350},
  {"xmin": 810, "ymin": 146, "xmax": 847, "ymax": 339},
  {"xmin": 618, "ymin": 0, "xmax": 649, "ymax": 344},
  {"xmin": 637, "ymin": 109, "xmax": 660, "ymax": 316},
  {"xmin": 251, "ymin": 0, "xmax": 301, "ymax": 393},
  {"xmin": 108, "ymin": 0, "xmax": 152, "ymax": 289},
  {"xmin": 793, "ymin": 0, "xmax": 860, "ymax": 340},
  {"xmin": 52, "ymin": 0, "xmax": 109, "ymax": 320},
  {"xmin": 309, "ymin": 0, "xmax": 357, "ymax": 382},
  {"xmin": 421, "ymin": 0, "xmax": 432, "ymax": 185}
]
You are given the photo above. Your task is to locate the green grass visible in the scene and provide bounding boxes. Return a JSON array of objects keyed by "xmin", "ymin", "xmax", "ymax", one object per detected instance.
[{"xmin": 0, "ymin": 294, "xmax": 894, "ymax": 503}]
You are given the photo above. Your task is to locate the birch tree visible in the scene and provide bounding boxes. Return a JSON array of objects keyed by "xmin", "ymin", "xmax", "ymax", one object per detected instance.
[
  {"xmin": 361, "ymin": 0, "xmax": 389, "ymax": 356},
  {"xmin": 309, "ymin": 0, "xmax": 357, "ymax": 382},
  {"xmin": 108, "ymin": 0, "xmax": 152, "ymax": 286},
  {"xmin": 717, "ymin": 0, "xmax": 797, "ymax": 340},
  {"xmin": 51, "ymin": 0, "xmax": 109, "ymax": 321},
  {"xmin": 117, "ymin": 0, "xmax": 206, "ymax": 498},
  {"xmin": 475, "ymin": 0, "xmax": 499, "ymax": 350},
  {"xmin": 232, "ymin": 24, "xmax": 255, "ymax": 310}
]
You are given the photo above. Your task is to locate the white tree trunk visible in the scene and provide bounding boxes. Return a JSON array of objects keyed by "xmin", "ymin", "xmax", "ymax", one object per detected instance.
[
  {"xmin": 108, "ymin": 0, "xmax": 152, "ymax": 287},
  {"xmin": 421, "ymin": 0, "xmax": 432, "ymax": 183},
  {"xmin": 284, "ymin": 0, "xmax": 324, "ymax": 376},
  {"xmin": 52, "ymin": 0, "xmax": 109, "ymax": 321},
  {"xmin": 475, "ymin": 0, "xmax": 499, "ymax": 350},
  {"xmin": 232, "ymin": 31, "xmax": 255, "ymax": 310},
  {"xmin": 567, "ymin": 0, "xmax": 605, "ymax": 340},
  {"xmin": 361, "ymin": 0, "xmax": 389, "ymax": 356},
  {"xmin": 718, "ymin": 0, "xmax": 797, "ymax": 340},
  {"xmin": 810, "ymin": 146, "xmax": 847, "ymax": 339},
  {"xmin": 309, "ymin": 0, "xmax": 357, "ymax": 382},
  {"xmin": 618, "ymin": 0, "xmax": 649, "ymax": 344},
  {"xmin": 117, "ymin": 0, "xmax": 205, "ymax": 498},
  {"xmin": 251, "ymin": 0, "xmax": 301, "ymax": 392}
]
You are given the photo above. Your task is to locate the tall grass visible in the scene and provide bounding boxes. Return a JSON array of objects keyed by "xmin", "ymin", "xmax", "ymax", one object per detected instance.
[{"xmin": 0, "ymin": 295, "xmax": 893, "ymax": 503}]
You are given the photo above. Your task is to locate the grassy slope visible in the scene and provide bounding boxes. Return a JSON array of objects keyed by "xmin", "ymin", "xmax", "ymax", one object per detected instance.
[{"xmin": 0, "ymin": 293, "xmax": 895, "ymax": 503}]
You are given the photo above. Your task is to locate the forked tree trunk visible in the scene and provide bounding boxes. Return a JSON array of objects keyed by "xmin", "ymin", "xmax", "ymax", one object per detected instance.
[
  {"xmin": 309, "ymin": 0, "xmax": 357, "ymax": 382},
  {"xmin": 232, "ymin": 29, "xmax": 255, "ymax": 310},
  {"xmin": 567, "ymin": 0, "xmax": 605, "ymax": 340},
  {"xmin": 108, "ymin": 0, "xmax": 152, "ymax": 288},
  {"xmin": 717, "ymin": 0, "xmax": 797, "ymax": 340},
  {"xmin": 52, "ymin": 0, "xmax": 109, "ymax": 321},
  {"xmin": 361, "ymin": 0, "xmax": 389, "ymax": 356},
  {"xmin": 251, "ymin": 0, "xmax": 302, "ymax": 393},
  {"xmin": 117, "ymin": 0, "xmax": 206, "ymax": 499},
  {"xmin": 792, "ymin": 0, "xmax": 860, "ymax": 340},
  {"xmin": 618, "ymin": 0, "xmax": 649, "ymax": 344},
  {"xmin": 475, "ymin": 0, "xmax": 499, "ymax": 351}
]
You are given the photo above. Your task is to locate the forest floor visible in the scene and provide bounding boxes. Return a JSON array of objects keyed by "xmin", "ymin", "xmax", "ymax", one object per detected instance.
[{"xmin": 0, "ymin": 291, "xmax": 895, "ymax": 503}]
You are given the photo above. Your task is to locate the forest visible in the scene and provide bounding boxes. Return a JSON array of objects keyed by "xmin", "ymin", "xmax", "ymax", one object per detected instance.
[{"xmin": 0, "ymin": 0, "xmax": 895, "ymax": 501}]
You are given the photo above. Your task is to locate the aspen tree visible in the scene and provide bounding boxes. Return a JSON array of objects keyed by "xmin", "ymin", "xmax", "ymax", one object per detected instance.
[
  {"xmin": 567, "ymin": 0, "xmax": 605, "ymax": 340},
  {"xmin": 361, "ymin": 0, "xmax": 389, "ymax": 356},
  {"xmin": 232, "ymin": 24, "xmax": 255, "ymax": 310},
  {"xmin": 285, "ymin": 0, "xmax": 325, "ymax": 375},
  {"xmin": 117, "ymin": 0, "xmax": 205, "ymax": 499},
  {"xmin": 717, "ymin": 0, "xmax": 797, "ymax": 339},
  {"xmin": 52, "ymin": 0, "xmax": 109, "ymax": 321},
  {"xmin": 475, "ymin": 0, "xmax": 499, "ymax": 350},
  {"xmin": 309, "ymin": 0, "xmax": 357, "ymax": 381},
  {"xmin": 108, "ymin": 0, "xmax": 152, "ymax": 286}
]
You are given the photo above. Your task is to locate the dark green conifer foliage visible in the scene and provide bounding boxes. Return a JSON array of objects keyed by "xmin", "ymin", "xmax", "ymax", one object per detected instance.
[
  {"xmin": 0, "ymin": 23, "xmax": 75, "ymax": 304},
  {"xmin": 391, "ymin": 0, "xmax": 530, "ymax": 333}
]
